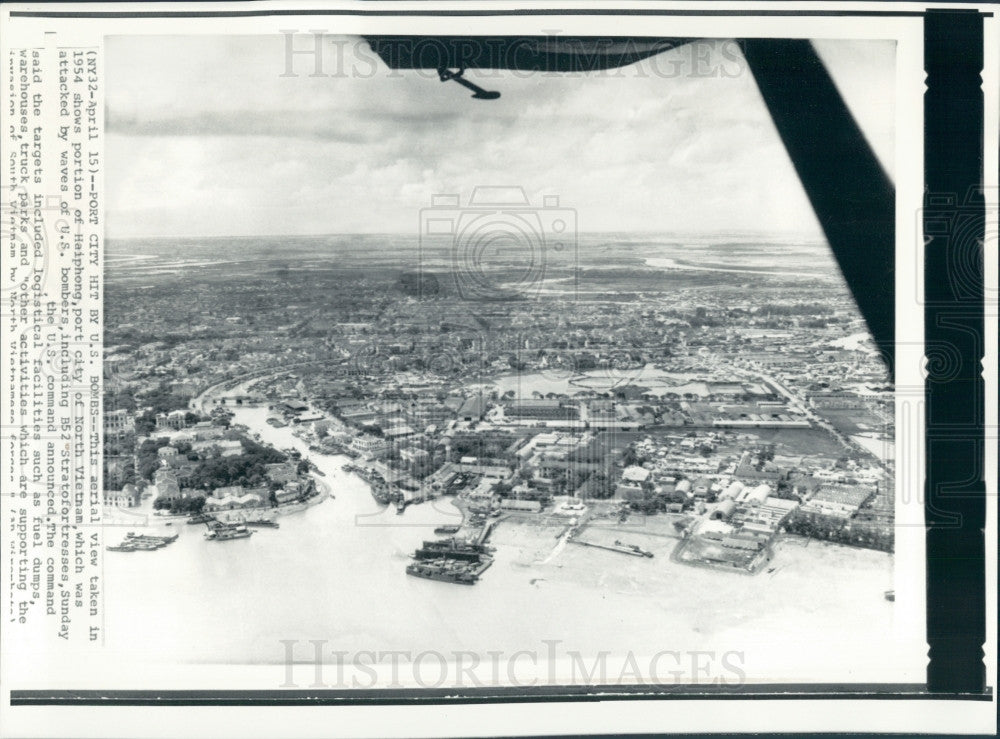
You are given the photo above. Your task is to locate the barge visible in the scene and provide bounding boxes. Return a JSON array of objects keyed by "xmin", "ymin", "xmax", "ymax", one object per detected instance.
[
  {"xmin": 406, "ymin": 537, "xmax": 496, "ymax": 585},
  {"xmin": 205, "ymin": 522, "xmax": 254, "ymax": 541},
  {"xmin": 106, "ymin": 532, "xmax": 178, "ymax": 552}
]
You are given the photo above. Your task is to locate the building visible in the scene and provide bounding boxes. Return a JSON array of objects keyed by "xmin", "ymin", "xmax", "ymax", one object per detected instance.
[
  {"xmin": 351, "ymin": 434, "xmax": 388, "ymax": 456},
  {"xmin": 504, "ymin": 399, "xmax": 579, "ymax": 421},
  {"xmin": 277, "ymin": 400, "xmax": 310, "ymax": 416},
  {"xmin": 192, "ymin": 424, "xmax": 225, "ymax": 441},
  {"xmin": 734, "ymin": 496, "xmax": 799, "ymax": 533},
  {"xmin": 735, "ymin": 452, "xmax": 785, "ymax": 482},
  {"xmin": 720, "ymin": 481, "xmax": 744, "ymax": 500},
  {"xmin": 621, "ymin": 466, "xmax": 651, "ymax": 485},
  {"xmin": 799, "ymin": 483, "xmax": 875, "ymax": 519},
  {"xmin": 104, "ymin": 409, "xmax": 134, "ymax": 440},
  {"xmin": 104, "ymin": 483, "xmax": 141, "ymax": 508},
  {"xmin": 152, "ymin": 469, "xmax": 181, "ymax": 501},
  {"xmin": 275, "ymin": 488, "xmax": 300, "ymax": 505},
  {"xmin": 691, "ymin": 477, "xmax": 713, "ymax": 498},
  {"xmin": 500, "ymin": 498, "xmax": 542, "ymax": 513},
  {"xmin": 399, "ymin": 447, "xmax": 430, "ymax": 466},
  {"xmin": 266, "ymin": 462, "xmax": 298, "ymax": 485},
  {"xmin": 204, "ymin": 491, "xmax": 265, "ymax": 511},
  {"xmin": 458, "ymin": 395, "xmax": 488, "ymax": 422},
  {"xmin": 466, "ymin": 478, "xmax": 497, "ymax": 512},
  {"xmin": 742, "ymin": 484, "xmax": 773, "ymax": 506},
  {"xmin": 155, "ymin": 409, "xmax": 188, "ymax": 431},
  {"xmin": 807, "ymin": 392, "xmax": 868, "ymax": 410},
  {"xmin": 383, "ymin": 424, "xmax": 416, "ymax": 441},
  {"xmin": 721, "ymin": 534, "xmax": 763, "ymax": 551},
  {"xmin": 405, "ymin": 401, "xmax": 454, "ymax": 426},
  {"xmin": 275, "ymin": 481, "xmax": 304, "ymax": 504},
  {"xmin": 457, "ymin": 456, "xmax": 511, "ymax": 479},
  {"xmin": 710, "ymin": 499, "xmax": 737, "ymax": 520},
  {"xmin": 212, "ymin": 485, "xmax": 245, "ymax": 500}
]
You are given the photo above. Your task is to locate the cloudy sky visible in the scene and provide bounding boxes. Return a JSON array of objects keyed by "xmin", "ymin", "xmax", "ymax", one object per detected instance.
[{"xmin": 106, "ymin": 35, "xmax": 894, "ymax": 238}]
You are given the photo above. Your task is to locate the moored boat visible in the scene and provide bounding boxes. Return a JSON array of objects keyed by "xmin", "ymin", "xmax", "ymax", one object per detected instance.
[
  {"xmin": 205, "ymin": 522, "xmax": 254, "ymax": 541},
  {"xmin": 245, "ymin": 517, "xmax": 280, "ymax": 528},
  {"xmin": 406, "ymin": 561, "xmax": 479, "ymax": 585}
]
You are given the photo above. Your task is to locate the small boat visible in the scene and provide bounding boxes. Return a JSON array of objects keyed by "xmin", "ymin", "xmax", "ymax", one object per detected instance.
[
  {"xmin": 245, "ymin": 517, "xmax": 280, "ymax": 528},
  {"xmin": 205, "ymin": 523, "xmax": 254, "ymax": 541},
  {"xmin": 884, "ymin": 590, "xmax": 895, "ymax": 602},
  {"xmin": 123, "ymin": 532, "xmax": 178, "ymax": 548}
]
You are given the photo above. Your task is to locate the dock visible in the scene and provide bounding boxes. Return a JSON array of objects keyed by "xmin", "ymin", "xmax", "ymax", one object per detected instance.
[
  {"xmin": 476, "ymin": 518, "xmax": 498, "ymax": 545},
  {"xmin": 569, "ymin": 538, "xmax": 654, "ymax": 558}
]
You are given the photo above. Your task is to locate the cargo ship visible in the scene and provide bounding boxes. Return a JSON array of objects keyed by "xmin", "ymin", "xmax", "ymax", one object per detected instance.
[
  {"xmin": 418, "ymin": 538, "xmax": 494, "ymax": 555},
  {"xmin": 370, "ymin": 481, "xmax": 393, "ymax": 505},
  {"xmin": 406, "ymin": 560, "xmax": 480, "ymax": 585},
  {"xmin": 406, "ymin": 537, "xmax": 495, "ymax": 584},
  {"xmin": 413, "ymin": 539, "xmax": 493, "ymax": 562},
  {"xmin": 344, "ymin": 464, "xmax": 393, "ymax": 504}
]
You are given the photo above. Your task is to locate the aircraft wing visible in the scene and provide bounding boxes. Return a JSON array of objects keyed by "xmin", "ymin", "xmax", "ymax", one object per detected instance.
[{"xmin": 364, "ymin": 35, "xmax": 694, "ymax": 72}]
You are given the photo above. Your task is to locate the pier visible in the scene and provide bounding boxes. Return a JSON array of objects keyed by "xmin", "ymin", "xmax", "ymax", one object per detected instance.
[{"xmin": 569, "ymin": 538, "xmax": 654, "ymax": 558}]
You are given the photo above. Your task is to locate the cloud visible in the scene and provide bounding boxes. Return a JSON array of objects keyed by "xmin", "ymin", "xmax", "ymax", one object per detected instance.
[{"xmin": 105, "ymin": 35, "xmax": 893, "ymax": 238}]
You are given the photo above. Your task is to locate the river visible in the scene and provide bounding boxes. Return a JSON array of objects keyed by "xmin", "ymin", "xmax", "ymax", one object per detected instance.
[{"xmin": 102, "ymin": 406, "xmax": 920, "ymax": 684}]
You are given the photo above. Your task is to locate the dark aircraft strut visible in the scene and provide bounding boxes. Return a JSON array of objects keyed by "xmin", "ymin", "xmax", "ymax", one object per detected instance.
[{"xmin": 437, "ymin": 68, "xmax": 501, "ymax": 100}]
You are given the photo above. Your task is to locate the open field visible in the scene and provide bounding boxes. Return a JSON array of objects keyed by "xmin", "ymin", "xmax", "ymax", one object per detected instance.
[
  {"xmin": 685, "ymin": 425, "xmax": 846, "ymax": 457},
  {"xmin": 816, "ymin": 408, "xmax": 889, "ymax": 436}
]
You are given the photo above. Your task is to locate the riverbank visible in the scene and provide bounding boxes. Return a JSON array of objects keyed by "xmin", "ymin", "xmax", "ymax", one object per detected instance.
[{"xmin": 101, "ymin": 403, "xmax": 916, "ymax": 684}]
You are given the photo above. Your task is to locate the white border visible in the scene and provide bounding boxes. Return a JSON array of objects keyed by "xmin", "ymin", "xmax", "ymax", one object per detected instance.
[{"xmin": 0, "ymin": 1, "xmax": 996, "ymax": 736}]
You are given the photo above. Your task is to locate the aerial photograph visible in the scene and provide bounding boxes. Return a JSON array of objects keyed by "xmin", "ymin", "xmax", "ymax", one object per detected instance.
[{"xmin": 99, "ymin": 34, "xmax": 906, "ymax": 684}]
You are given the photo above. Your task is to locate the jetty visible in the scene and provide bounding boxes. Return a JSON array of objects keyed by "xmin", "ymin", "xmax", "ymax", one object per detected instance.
[{"xmin": 569, "ymin": 537, "xmax": 654, "ymax": 558}]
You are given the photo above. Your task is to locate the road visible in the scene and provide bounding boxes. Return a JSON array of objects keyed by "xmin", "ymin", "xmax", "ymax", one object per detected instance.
[{"xmin": 712, "ymin": 357, "xmax": 885, "ymax": 468}]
